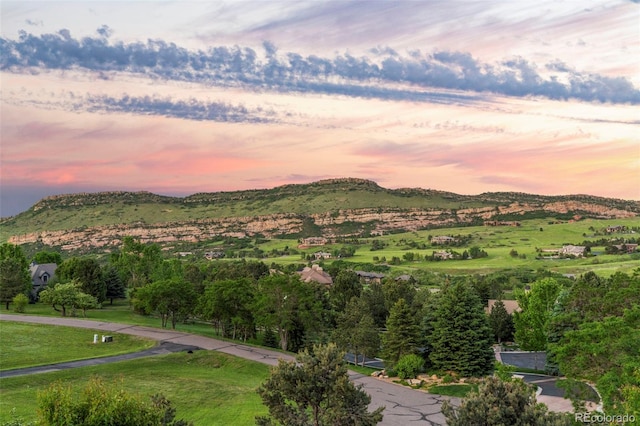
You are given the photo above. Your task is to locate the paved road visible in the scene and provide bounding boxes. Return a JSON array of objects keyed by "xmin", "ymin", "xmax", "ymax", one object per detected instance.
[{"xmin": 0, "ymin": 314, "xmax": 455, "ymax": 426}]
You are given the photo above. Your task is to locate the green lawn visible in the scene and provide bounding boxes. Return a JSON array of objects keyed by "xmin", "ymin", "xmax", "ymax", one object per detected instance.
[
  {"xmin": 0, "ymin": 350, "xmax": 270, "ymax": 425},
  {"xmin": 259, "ymin": 217, "xmax": 640, "ymax": 276},
  {"xmin": 0, "ymin": 321, "xmax": 155, "ymax": 370}
]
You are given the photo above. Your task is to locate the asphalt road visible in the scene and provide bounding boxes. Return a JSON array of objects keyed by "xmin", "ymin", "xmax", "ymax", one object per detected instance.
[{"xmin": 0, "ymin": 314, "xmax": 456, "ymax": 426}]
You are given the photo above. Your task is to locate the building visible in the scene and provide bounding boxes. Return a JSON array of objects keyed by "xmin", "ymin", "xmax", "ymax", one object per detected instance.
[
  {"xmin": 559, "ymin": 245, "xmax": 586, "ymax": 257},
  {"xmin": 297, "ymin": 265, "xmax": 333, "ymax": 285},
  {"xmin": 431, "ymin": 235, "xmax": 456, "ymax": 244},
  {"xmin": 29, "ymin": 262, "xmax": 57, "ymax": 297},
  {"xmin": 355, "ymin": 271, "xmax": 385, "ymax": 284}
]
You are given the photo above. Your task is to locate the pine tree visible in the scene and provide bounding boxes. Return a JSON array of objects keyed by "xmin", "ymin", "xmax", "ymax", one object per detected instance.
[
  {"xmin": 381, "ymin": 298, "xmax": 421, "ymax": 366},
  {"xmin": 429, "ymin": 282, "xmax": 494, "ymax": 377},
  {"xmin": 488, "ymin": 299, "xmax": 515, "ymax": 343},
  {"xmin": 256, "ymin": 343, "xmax": 384, "ymax": 426},
  {"xmin": 442, "ymin": 376, "xmax": 572, "ymax": 426}
]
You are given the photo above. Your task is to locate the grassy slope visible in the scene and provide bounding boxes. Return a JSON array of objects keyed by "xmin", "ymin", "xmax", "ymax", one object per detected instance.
[
  {"xmin": 0, "ymin": 321, "xmax": 155, "ymax": 370},
  {"xmin": 0, "ymin": 351, "xmax": 270, "ymax": 425},
  {"xmin": 260, "ymin": 217, "xmax": 640, "ymax": 276}
]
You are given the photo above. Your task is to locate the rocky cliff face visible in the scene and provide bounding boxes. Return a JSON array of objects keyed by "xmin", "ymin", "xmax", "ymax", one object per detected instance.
[{"xmin": 7, "ymin": 201, "xmax": 636, "ymax": 251}]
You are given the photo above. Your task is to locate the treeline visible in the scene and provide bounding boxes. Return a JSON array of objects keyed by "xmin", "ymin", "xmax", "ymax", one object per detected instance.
[{"xmin": 2, "ymin": 237, "xmax": 638, "ymax": 416}]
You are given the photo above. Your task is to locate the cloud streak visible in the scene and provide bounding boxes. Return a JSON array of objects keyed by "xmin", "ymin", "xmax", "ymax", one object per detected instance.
[{"xmin": 2, "ymin": 30, "xmax": 639, "ymax": 104}]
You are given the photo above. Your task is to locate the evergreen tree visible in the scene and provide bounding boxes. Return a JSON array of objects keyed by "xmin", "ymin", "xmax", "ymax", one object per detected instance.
[
  {"xmin": 488, "ymin": 299, "xmax": 515, "ymax": 343},
  {"xmin": 429, "ymin": 282, "xmax": 494, "ymax": 377},
  {"xmin": 104, "ymin": 265, "xmax": 126, "ymax": 305},
  {"xmin": 256, "ymin": 343, "xmax": 384, "ymax": 426},
  {"xmin": 0, "ymin": 243, "xmax": 31, "ymax": 310},
  {"xmin": 332, "ymin": 297, "xmax": 380, "ymax": 367},
  {"xmin": 442, "ymin": 376, "xmax": 572, "ymax": 426},
  {"xmin": 381, "ymin": 298, "xmax": 421, "ymax": 366}
]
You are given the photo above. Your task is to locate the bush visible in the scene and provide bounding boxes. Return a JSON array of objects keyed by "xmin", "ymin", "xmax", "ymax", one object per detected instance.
[
  {"xmin": 12, "ymin": 294, "xmax": 28, "ymax": 313},
  {"xmin": 37, "ymin": 377, "xmax": 192, "ymax": 426},
  {"xmin": 395, "ymin": 354, "xmax": 424, "ymax": 380}
]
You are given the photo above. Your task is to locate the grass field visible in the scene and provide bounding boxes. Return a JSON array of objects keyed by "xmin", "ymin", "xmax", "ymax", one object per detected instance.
[
  {"xmin": 0, "ymin": 350, "xmax": 270, "ymax": 425},
  {"xmin": 0, "ymin": 321, "xmax": 155, "ymax": 370},
  {"xmin": 262, "ymin": 217, "xmax": 640, "ymax": 277}
]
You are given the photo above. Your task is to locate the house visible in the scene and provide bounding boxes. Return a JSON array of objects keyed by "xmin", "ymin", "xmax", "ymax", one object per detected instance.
[
  {"xmin": 613, "ymin": 244, "xmax": 638, "ymax": 253},
  {"xmin": 559, "ymin": 245, "xmax": 586, "ymax": 257},
  {"xmin": 485, "ymin": 299, "xmax": 521, "ymax": 315},
  {"xmin": 29, "ymin": 262, "xmax": 57, "ymax": 296},
  {"xmin": 299, "ymin": 237, "xmax": 328, "ymax": 247},
  {"xmin": 433, "ymin": 251, "xmax": 454, "ymax": 260},
  {"xmin": 313, "ymin": 251, "xmax": 333, "ymax": 260},
  {"xmin": 355, "ymin": 271, "xmax": 385, "ymax": 284},
  {"xmin": 298, "ymin": 265, "xmax": 333, "ymax": 285},
  {"xmin": 431, "ymin": 235, "xmax": 456, "ymax": 244}
]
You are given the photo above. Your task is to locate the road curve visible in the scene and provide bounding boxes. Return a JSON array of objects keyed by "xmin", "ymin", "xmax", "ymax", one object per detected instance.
[{"xmin": 0, "ymin": 314, "xmax": 454, "ymax": 426}]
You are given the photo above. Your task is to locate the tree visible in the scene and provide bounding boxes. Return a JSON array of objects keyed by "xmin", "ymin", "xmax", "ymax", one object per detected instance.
[
  {"xmin": 332, "ymin": 297, "xmax": 380, "ymax": 367},
  {"xmin": 197, "ymin": 278, "xmax": 255, "ymax": 340},
  {"xmin": 442, "ymin": 376, "xmax": 572, "ymax": 426},
  {"xmin": 549, "ymin": 306, "xmax": 640, "ymax": 414},
  {"xmin": 37, "ymin": 377, "xmax": 192, "ymax": 426},
  {"xmin": 134, "ymin": 279, "xmax": 197, "ymax": 329},
  {"xmin": 381, "ymin": 298, "xmax": 421, "ymax": 366},
  {"xmin": 39, "ymin": 281, "xmax": 98, "ymax": 317},
  {"xmin": 57, "ymin": 257, "xmax": 106, "ymax": 303},
  {"xmin": 253, "ymin": 274, "xmax": 321, "ymax": 352},
  {"xmin": 109, "ymin": 237, "xmax": 163, "ymax": 288},
  {"xmin": 256, "ymin": 343, "xmax": 384, "ymax": 426},
  {"xmin": 429, "ymin": 282, "xmax": 494, "ymax": 377},
  {"xmin": 513, "ymin": 278, "xmax": 561, "ymax": 351},
  {"xmin": 103, "ymin": 265, "xmax": 126, "ymax": 304},
  {"xmin": 488, "ymin": 299, "xmax": 515, "ymax": 343},
  {"xmin": 0, "ymin": 243, "xmax": 31, "ymax": 310},
  {"xmin": 32, "ymin": 250, "xmax": 62, "ymax": 265},
  {"xmin": 329, "ymin": 270, "xmax": 361, "ymax": 313}
]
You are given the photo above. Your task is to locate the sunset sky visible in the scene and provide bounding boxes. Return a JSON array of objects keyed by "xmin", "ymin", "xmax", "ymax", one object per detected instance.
[{"xmin": 1, "ymin": 0, "xmax": 639, "ymax": 217}]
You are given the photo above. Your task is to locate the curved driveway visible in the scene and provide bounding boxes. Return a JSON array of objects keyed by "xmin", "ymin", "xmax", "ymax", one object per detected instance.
[{"xmin": 0, "ymin": 314, "xmax": 454, "ymax": 426}]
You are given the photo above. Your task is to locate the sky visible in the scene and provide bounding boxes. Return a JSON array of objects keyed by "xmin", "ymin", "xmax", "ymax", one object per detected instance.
[{"xmin": 1, "ymin": 0, "xmax": 639, "ymax": 217}]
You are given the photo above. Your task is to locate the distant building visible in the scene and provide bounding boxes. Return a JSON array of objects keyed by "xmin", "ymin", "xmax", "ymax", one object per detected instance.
[
  {"xmin": 431, "ymin": 235, "xmax": 456, "ymax": 244},
  {"xmin": 299, "ymin": 237, "xmax": 328, "ymax": 247},
  {"xmin": 355, "ymin": 271, "xmax": 385, "ymax": 284},
  {"xmin": 559, "ymin": 245, "xmax": 586, "ymax": 257},
  {"xmin": 613, "ymin": 244, "xmax": 638, "ymax": 253},
  {"xmin": 433, "ymin": 251, "xmax": 454, "ymax": 260},
  {"xmin": 298, "ymin": 265, "xmax": 333, "ymax": 285},
  {"xmin": 313, "ymin": 251, "xmax": 333, "ymax": 260}
]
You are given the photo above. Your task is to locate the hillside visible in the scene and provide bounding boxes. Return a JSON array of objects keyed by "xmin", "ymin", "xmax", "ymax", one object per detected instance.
[{"xmin": 1, "ymin": 178, "xmax": 638, "ymax": 252}]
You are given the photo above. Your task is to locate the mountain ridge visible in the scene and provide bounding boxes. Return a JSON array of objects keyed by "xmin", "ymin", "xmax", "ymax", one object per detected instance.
[{"xmin": 2, "ymin": 178, "xmax": 638, "ymax": 252}]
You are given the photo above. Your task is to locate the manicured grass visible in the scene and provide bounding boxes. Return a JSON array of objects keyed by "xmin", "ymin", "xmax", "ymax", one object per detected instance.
[
  {"xmin": 0, "ymin": 321, "xmax": 156, "ymax": 370},
  {"xmin": 427, "ymin": 383, "xmax": 478, "ymax": 397},
  {"xmin": 0, "ymin": 350, "xmax": 271, "ymax": 425},
  {"xmin": 261, "ymin": 217, "xmax": 640, "ymax": 276}
]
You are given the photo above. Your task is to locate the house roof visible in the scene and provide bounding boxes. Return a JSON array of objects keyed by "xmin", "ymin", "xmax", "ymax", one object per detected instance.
[
  {"xmin": 298, "ymin": 265, "xmax": 333, "ymax": 285},
  {"xmin": 29, "ymin": 263, "xmax": 57, "ymax": 286}
]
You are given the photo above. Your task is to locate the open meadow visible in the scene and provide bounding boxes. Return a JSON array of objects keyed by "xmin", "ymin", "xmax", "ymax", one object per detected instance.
[{"xmin": 259, "ymin": 217, "xmax": 640, "ymax": 277}]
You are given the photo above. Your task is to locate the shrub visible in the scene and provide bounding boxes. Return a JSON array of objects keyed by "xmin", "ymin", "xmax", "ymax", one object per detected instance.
[
  {"xmin": 395, "ymin": 354, "xmax": 424, "ymax": 380},
  {"xmin": 12, "ymin": 294, "xmax": 28, "ymax": 313}
]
